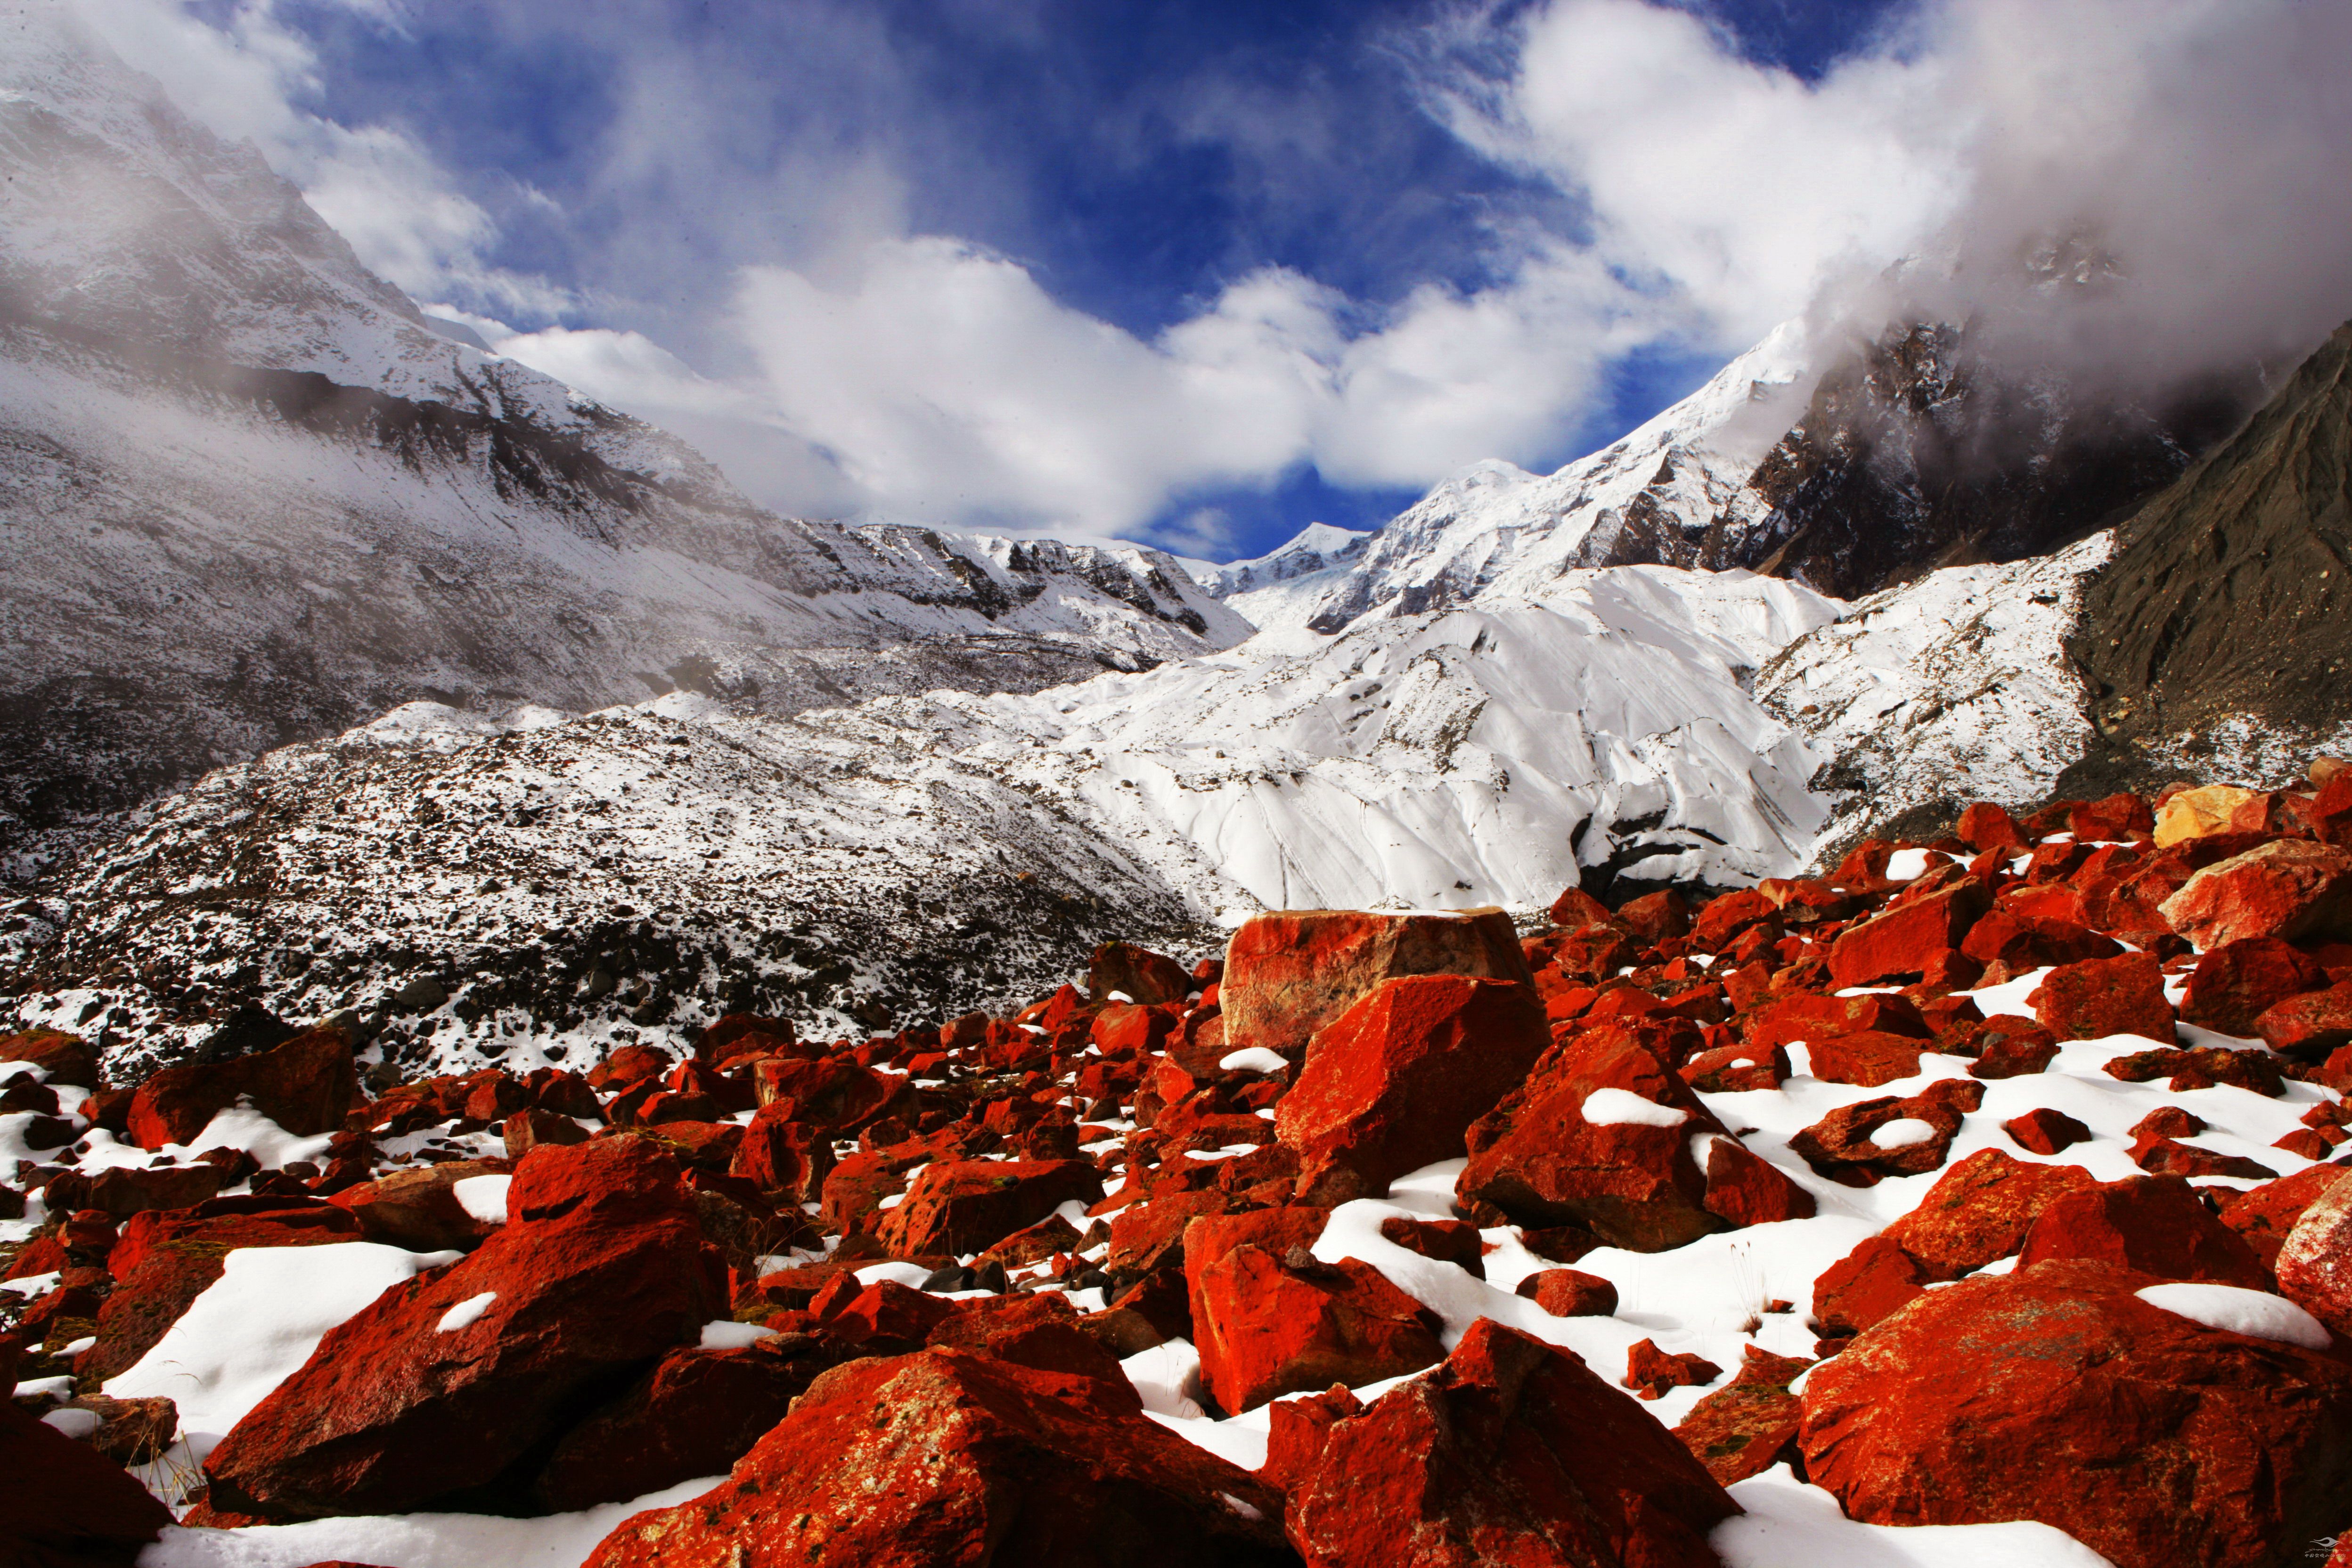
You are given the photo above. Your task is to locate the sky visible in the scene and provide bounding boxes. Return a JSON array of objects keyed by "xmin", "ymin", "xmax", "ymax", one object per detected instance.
[{"xmin": 71, "ymin": 0, "xmax": 2352, "ymax": 560}]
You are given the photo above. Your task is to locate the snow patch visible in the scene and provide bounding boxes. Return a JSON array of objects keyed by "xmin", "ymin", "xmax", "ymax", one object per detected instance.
[
  {"xmin": 450, "ymin": 1176, "xmax": 512, "ymax": 1225},
  {"xmin": 2134, "ymin": 1283, "xmax": 2333, "ymax": 1350},
  {"xmin": 435, "ymin": 1291, "xmax": 497, "ymax": 1333},
  {"xmin": 1582, "ymin": 1088, "xmax": 1689, "ymax": 1128}
]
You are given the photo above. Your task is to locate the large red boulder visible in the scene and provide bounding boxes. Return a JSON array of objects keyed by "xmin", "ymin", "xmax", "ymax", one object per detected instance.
[
  {"xmin": 1283, "ymin": 1317, "xmax": 1737, "ymax": 1568},
  {"xmin": 2222, "ymin": 1165, "xmax": 2352, "ymax": 1267},
  {"xmin": 749, "ymin": 1055, "xmax": 903, "ymax": 1132},
  {"xmin": 2256, "ymin": 982, "xmax": 2352, "ymax": 1059},
  {"xmin": 126, "ymin": 1025, "xmax": 360, "ymax": 1149},
  {"xmin": 0, "ymin": 1027, "xmax": 98, "ymax": 1086},
  {"xmin": 1089, "ymin": 941, "xmax": 1194, "ymax": 1005},
  {"xmin": 1220, "ymin": 909, "xmax": 1533, "ymax": 1063},
  {"xmin": 1700, "ymin": 1138, "xmax": 1815, "ymax": 1227},
  {"xmin": 874, "ymin": 1159, "xmax": 1103, "ymax": 1260},
  {"xmin": 2278, "ymin": 1178, "xmax": 2352, "ymax": 1337},
  {"xmin": 580, "ymin": 1348, "xmax": 1291, "ymax": 1568},
  {"xmin": 1826, "ymin": 880, "xmax": 1991, "ymax": 987},
  {"xmin": 1799, "ymin": 1259, "xmax": 2352, "ymax": 1568},
  {"xmin": 1181, "ymin": 1207, "xmax": 1332, "ymax": 1331},
  {"xmin": 1456, "ymin": 1024, "xmax": 1729, "ymax": 1251},
  {"xmin": 330, "ymin": 1160, "xmax": 509, "ymax": 1252},
  {"xmin": 79, "ymin": 1203, "xmax": 361, "ymax": 1382},
  {"xmin": 1811, "ymin": 1235, "xmax": 1931, "ymax": 1338},
  {"xmin": 2178, "ymin": 938, "xmax": 2329, "ymax": 1036},
  {"xmin": 0, "ymin": 1398, "xmax": 176, "ymax": 1568},
  {"xmin": 1880, "ymin": 1148, "xmax": 2097, "ymax": 1279},
  {"xmin": 2017, "ymin": 1175, "xmax": 2272, "ymax": 1290},
  {"xmin": 202, "ymin": 1138, "xmax": 725, "ymax": 1519},
  {"xmin": 1275, "ymin": 974, "xmax": 1548, "ymax": 1203},
  {"xmin": 1671, "ymin": 1345, "xmax": 1814, "ymax": 1486},
  {"xmin": 1192, "ymin": 1243, "xmax": 1444, "ymax": 1414},
  {"xmin": 2027, "ymin": 949, "xmax": 2176, "ymax": 1044},
  {"xmin": 2161, "ymin": 839, "xmax": 2352, "ymax": 949}
]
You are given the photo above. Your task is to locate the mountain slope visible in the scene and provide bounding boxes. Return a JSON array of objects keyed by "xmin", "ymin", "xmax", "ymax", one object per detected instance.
[{"xmin": 0, "ymin": 14, "xmax": 1244, "ymax": 863}]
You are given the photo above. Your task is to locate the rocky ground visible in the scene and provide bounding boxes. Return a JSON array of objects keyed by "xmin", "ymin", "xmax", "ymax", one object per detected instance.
[{"xmin": 6, "ymin": 767, "xmax": 2352, "ymax": 1567}]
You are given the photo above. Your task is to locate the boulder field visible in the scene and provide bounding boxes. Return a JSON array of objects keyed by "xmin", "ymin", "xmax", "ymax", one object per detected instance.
[{"xmin": 5, "ymin": 768, "xmax": 2352, "ymax": 1566}]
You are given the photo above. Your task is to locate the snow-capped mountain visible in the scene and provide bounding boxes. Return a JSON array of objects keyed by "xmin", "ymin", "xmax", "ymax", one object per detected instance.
[{"xmin": 0, "ymin": 10, "xmax": 1245, "ymax": 864}]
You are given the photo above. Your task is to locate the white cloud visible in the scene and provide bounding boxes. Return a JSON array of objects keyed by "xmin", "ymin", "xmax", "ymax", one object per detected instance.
[{"xmin": 70, "ymin": 0, "xmax": 572, "ymax": 321}]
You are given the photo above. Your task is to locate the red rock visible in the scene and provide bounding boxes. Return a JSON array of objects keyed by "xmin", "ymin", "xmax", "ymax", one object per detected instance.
[
  {"xmin": 1827, "ymin": 880, "xmax": 1992, "ymax": 987},
  {"xmin": 1798, "ymin": 1258, "xmax": 2352, "ymax": 1568},
  {"xmin": 695, "ymin": 1012, "xmax": 798, "ymax": 1066},
  {"xmin": 580, "ymin": 1348, "xmax": 1291, "ymax": 1568},
  {"xmin": 2017, "ymin": 1174, "xmax": 2272, "ymax": 1288},
  {"xmin": 1275, "ymin": 974, "xmax": 1549, "ymax": 1203},
  {"xmin": 588, "ymin": 1042, "xmax": 673, "ymax": 1091},
  {"xmin": 1801, "ymin": 1030, "xmax": 1931, "ymax": 1087},
  {"xmin": 533, "ymin": 1339, "xmax": 843, "ymax": 1511},
  {"xmin": 2131, "ymin": 1137, "xmax": 2280, "ymax": 1181},
  {"xmin": 1192, "ymin": 1243, "xmax": 1444, "ymax": 1413},
  {"xmin": 876, "ymin": 1159, "xmax": 1104, "ymax": 1260},
  {"xmin": 1548, "ymin": 885, "xmax": 1614, "ymax": 929},
  {"xmin": 38, "ymin": 1163, "xmax": 221, "ymax": 1219},
  {"xmin": 503, "ymin": 1106, "xmax": 591, "ymax": 1158},
  {"xmin": 1692, "ymin": 888, "xmax": 1780, "ymax": 951},
  {"xmin": 1701, "ymin": 1137, "xmax": 1816, "ymax": 1226},
  {"xmin": 1089, "ymin": 941, "xmax": 1194, "ymax": 1005},
  {"xmin": 2070, "ymin": 792, "xmax": 2155, "ymax": 841},
  {"xmin": 1220, "ymin": 908, "xmax": 1533, "ymax": 1063},
  {"xmin": 1284, "ymin": 1317, "xmax": 1738, "ymax": 1568},
  {"xmin": 824, "ymin": 1279, "xmax": 959, "ymax": 1347},
  {"xmin": 1679, "ymin": 1039, "xmax": 1787, "ymax": 1092},
  {"xmin": 0, "ymin": 1398, "xmax": 176, "ymax": 1567},
  {"xmin": 1810, "ymin": 1235, "xmax": 1930, "ymax": 1337},
  {"xmin": 1741, "ymin": 991, "xmax": 1929, "ymax": 1048},
  {"xmin": 2104, "ymin": 1043, "xmax": 2287, "ymax": 1095},
  {"xmin": 1258, "ymin": 1384, "xmax": 1364, "ymax": 1493},
  {"xmin": 0, "ymin": 1027, "xmax": 98, "ymax": 1086},
  {"xmin": 1624, "ymin": 1338, "xmax": 1722, "ymax": 1400},
  {"xmin": 1672, "ymin": 1345, "xmax": 1814, "ymax": 1486},
  {"xmin": 1092, "ymin": 1001, "xmax": 1179, "ymax": 1059},
  {"xmin": 2004, "ymin": 1106, "xmax": 2093, "ymax": 1155},
  {"xmin": 1785, "ymin": 1079, "xmax": 1981, "ymax": 1186},
  {"xmin": 2028, "ymin": 949, "xmax": 2176, "ymax": 1044},
  {"xmin": 2255, "ymin": 981, "xmax": 2352, "ymax": 1059},
  {"xmin": 203, "ymin": 1138, "xmax": 725, "ymax": 1519},
  {"xmin": 2277, "ymin": 1178, "xmax": 2352, "ymax": 1337},
  {"xmin": 1457, "ymin": 1024, "xmax": 1728, "ymax": 1251},
  {"xmin": 749, "ymin": 1055, "xmax": 901, "ymax": 1132},
  {"xmin": 2221, "ymin": 1164, "xmax": 2352, "ymax": 1267},
  {"xmin": 2179, "ymin": 937, "xmax": 2330, "ymax": 1036},
  {"xmin": 1880, "ymin": 1148, "xmax": 2096, "ymax": 1279},
  {"xmin": 1515, "ymin": 1268, "xmax": 1618, "ymax": 1317},
  {"xmin": 923, "ymin": 1292, "xmax": 1143, "ymax": 1412},
  {"xmin": 1617, "ymin": 890, "xmax": 1693, "ymax": 943},
  {"xmin": 1957, "ymin": 802, "xmax": 2030, "ymax": 854},
  {"xmin": 1541, "ymin": 924, "xmax": 1643, "ymax": 982},
  {"xmin": 1181, "ymin": 1205, "xmax": 1333, "ymax": 1326},
  {"xmin": 1108, "ymin": 1189, "xmax": 1234, "ymax": 1281},
  {"xmin": 1960, "ymin": 909, "xmax": 2119, "ymax": 968},
  {"xmin": 728, "ymin": 1105, "xmax": 833, "ymax": 1200},
  {"xmin": 2162, "ymin": 839, "xmax": 2352, "ymax": 949},
  {"xmin": 330, "ymin": 1160, "xmax": 508, "ymax": 1252},
  {"xmin": 125, "ymin": 1024, "xmax": 360, "ymax": 1150},
  {"xmin": 1966, "ymin": 1014, "xmax": 2062, "ymax": 1078},
  {"xmin": 79, "ymin": 1204, "xmax": 360, "ymax": 1382}
]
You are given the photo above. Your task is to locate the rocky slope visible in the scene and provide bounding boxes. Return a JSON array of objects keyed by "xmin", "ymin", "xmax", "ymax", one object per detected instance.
[
  {"xmin": 5, "ymin": 768, "xmax": 2351, "ymax": 1568},
  {"xmin": 0, "ymin": 13, "xmax": 1244, "ymax": 867}
]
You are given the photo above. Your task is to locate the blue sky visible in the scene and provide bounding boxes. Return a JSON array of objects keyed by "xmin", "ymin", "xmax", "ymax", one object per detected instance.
[{"xmin": 97, "ymin": 0, "xmax": 2352, "ymax": 560}]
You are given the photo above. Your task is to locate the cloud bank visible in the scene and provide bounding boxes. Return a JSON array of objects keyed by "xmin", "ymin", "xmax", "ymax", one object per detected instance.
[{"xmin": 66, "ymin": 0, "xmax": 2352, "ymax": 548}]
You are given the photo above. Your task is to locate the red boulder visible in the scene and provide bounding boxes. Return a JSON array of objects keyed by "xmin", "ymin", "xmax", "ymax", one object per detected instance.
[
  {"xmin": 1623, "ymin": 1338, "xmax": 1723, "ymax": 1400},
  {"xmin": 2255, "ymin": 982, "xmax": 2352, "ymax": 1059},
  {"xmin": 1785, "ymin": 1079, "xmax": 1981, "ymax": 1186},
  {"xmin": 1283, "ymin": 1318, "xmax": 1738, "ymax": 1568},
  {"xmin": 125, "ymin": 1024, "xmax": 359, "ymax": 1149},
  {"xmin": 1799, "ymin": 1259, "xmax": 2352, "ymax": 1568},
  {"xmin": 1275, "ymin": 974, "xmax": 1549, "ymax": 1203},
  {"xmin": 2003, "ymin": 1106, "xmax": 2092, "ymax": 1155},
  {"xmin": 1089, "ymin": 941, "xmax": 1194, "ymax": 1006},
  {"xmin": 1827, "ymin": 880, "xmax": 1991, "ymax": 987},
  {"xmin": 1220, "ymin": 908, "xmax": 1532, "ymax": 1063},
  {"xmin": 1881, "ymin": 1148, "xmax": 2096, "ymax": 1279},
  {"xmin": 0, "ymin": 1028, "xmax": 98, "ymax": 1086},
  {"xmin": 1192, "ymin": 1243, "xmax": 1444, "ymax": 1414},
  {"xmin": 2221, "ymin": 1165, "xmax": 2352, "ymax": 1268},
  {"xmin": 580, "ymin": 1348, "xmax": 1292, "ymax": 1568},
  {"xmin": 2179, "ymin": 938, "xmax": 2329, "ymax": 1036},
  {"xmin": 2017, "ymin": 1174, "xmax": 2272, "ymax": 1289},
  {"xmin": 1672, "ymin": 1345, "xmax": 1814, "ymax": 1486},
  {"xmin": 2027, "ymin": 949, "xmax": 2176, "ymax": 1044},
  {"xmin": 2277, "ymin": 1178, "xmax": 2352, "ymax": 1338},
  {"xmin": 2161, "ymin": 839, "xmax": 2352, "ymax": 949},
  {"xmin": 0, "ymin": 1399, "xmax": 176, "ymax": 1568},
  {"xmin": 1810, "ymin": 1235, "xmax": 1930, "ymax": 1338},
  {"xmin": 1700, "ymin": 1137, "xmax": 1816, "ymax": 1227},
  {"xmin": 1515, "ymin": 1268, "xmax": 1618, "ymax": 1317},
  {"xmin": 875, "ymin": 1159, "xmax": 1103, "ymax": 1260},
  {"xmin": 203, "ymin": 1138, "xmax": 725, "ymax": 1519},
  {"xmin": 80, "ymin": 1203, "xmax": 361, "ymax": 1382}
]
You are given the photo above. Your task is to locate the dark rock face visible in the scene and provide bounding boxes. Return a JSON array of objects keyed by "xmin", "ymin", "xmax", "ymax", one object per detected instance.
[
  {"xmin": 1718, "ymin": 321, "xmax": 2250, "ymax": 599},
  {"xmin": 2073, "ymin": 319, "xmax": 2352, "ymax": 765}
]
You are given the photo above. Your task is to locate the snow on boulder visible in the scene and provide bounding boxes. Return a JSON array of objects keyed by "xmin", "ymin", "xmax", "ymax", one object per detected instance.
[
  {"xmin": 1798, "ymin": 1258, "xmax": 2352, "ymax": 1568},
  {"xmin": 2278, "ymin": 1177, "xmax": 2352, "ymax": 1338},
  {"xmin": 2134, "ymin": 1283, "xmax": 2332, "ymax": 1350},
  {"xmin": 200, "ymin": 1137, "xmax": 725, "ymax": 1520},
  {"xmin": 1274, "ymin": 974, "xmax": 1548, "ymax": 1204},
  {"xmin": 2017, "ymin": 1175, "xmax": 2273, "ymax": 1290},
  {"xmin": 1786, "ymin": 1080, "xmax": 1981, "ymax": 1188},
  {"xmin": 578, "ymin": 1348, "xmax": 1293, "ymax": 1568},
  {"xmin": 1458, "ymin": 1023, "xmax": 1729, "ymax": 1251},
  {"xmin": 2161, "ymin": 840, "xmax": 2352, "ymax": 949},
  {"xmin": 124, "ymin": 1024, "xmax": 360, "ymax": 1150},
  {"xmin": 1283, "ymin": 1317, "xmax": 1737, "ymax": 1568},
  {"xmin": 331, "ymin": 1160, "xmax": 512, "ymax": 1252},
  {"xmin": 1581, "ymin": 1087, "xmax": 1689, "ymax": 1127},
  {"xmin": 78, "ymin": 1202, "xmax": 361, "ymax": 1384},
  {"xmin": 103, "ymin": 1241, "xmax": 455, "ymax": 1457},
  {"xmin": 1220, "ymin": 908, "xmax": 1532, "ymax": 1065}
]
